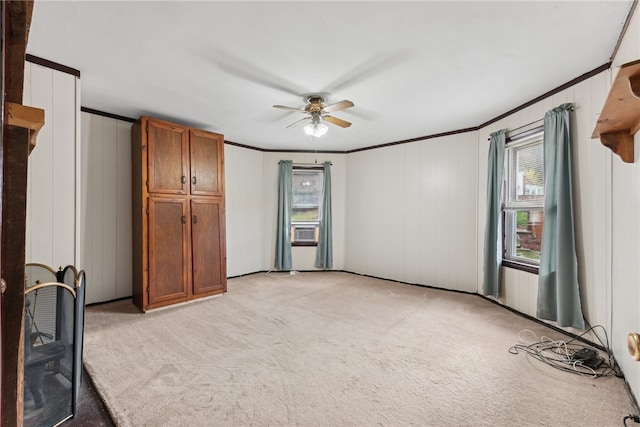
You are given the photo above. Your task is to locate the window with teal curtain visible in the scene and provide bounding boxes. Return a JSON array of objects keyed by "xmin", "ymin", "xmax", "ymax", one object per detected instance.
[
  {"xmin": 274, "ymin": 160, "xmax": 292, "ymax": 270},
  {"xmin": 315, "ymin": 161, "xmax": 332, "ymax": 269},
  {"xmin": 503, "ymin": 131, "xmax": 544, "ymax": 267},
  {"xmin": 482, "ymin": 129, "xmax": 506, "ymax": 297},
  {"xmin": 291, "ymin": 168, "xmax": 323, "ymax": 245},
  {"xmin": 537, "ymin": 104, "xmax": 585, "ymax": 329}
]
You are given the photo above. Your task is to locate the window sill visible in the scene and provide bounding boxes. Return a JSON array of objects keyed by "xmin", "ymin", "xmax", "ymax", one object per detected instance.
[
  {"xmin": 292, "ymin": 242, "xmax": 318, "ymax": 247},
  {"xmin": 502, "ymin": 260, "xmax": 539, "ymax": 275}
]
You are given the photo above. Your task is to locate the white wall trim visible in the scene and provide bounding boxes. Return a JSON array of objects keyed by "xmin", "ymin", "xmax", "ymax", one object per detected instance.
[{"xmin": 75, "ymin": 76, "xmax": 82, "ymax": 267}]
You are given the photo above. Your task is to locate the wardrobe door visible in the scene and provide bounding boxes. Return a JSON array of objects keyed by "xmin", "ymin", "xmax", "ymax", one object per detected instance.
[
  {"xmin": 148, "ymin": 197, "xmax": 190, "ymax": 307},
  {"xmin": 189, "ymin": 129, "xmax": 224, "ymax": 196},
  {"xmin": 190, "ymin": 198, "xmax": 226, "ymax": 295},
  {"xmin": 147, "ymin": 118, "xmax": 189, "ymax": 195}
]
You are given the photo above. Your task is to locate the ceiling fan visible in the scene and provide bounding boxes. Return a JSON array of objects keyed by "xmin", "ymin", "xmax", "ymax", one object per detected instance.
[{"xmin": 273, "ymin": 95, "xmax": 354, "ymax": 137}]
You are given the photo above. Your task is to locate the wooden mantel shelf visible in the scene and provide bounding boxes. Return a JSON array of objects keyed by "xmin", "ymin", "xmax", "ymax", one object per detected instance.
[
  {"xmin": 592, "ymin": 59, "xmax": 640, "ymax": 163},
  {"xmin": 5, "ymin": 102, "xmax": 45, "ymax": 154}
]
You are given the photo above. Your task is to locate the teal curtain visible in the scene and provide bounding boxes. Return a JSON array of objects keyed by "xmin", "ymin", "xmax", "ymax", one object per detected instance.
[
  {"xmin": 315, "ymin": 162, "xmax": 333, "ymax": 269},
  {"xmin": 537, "ymin": 104, "xmax": 585, "ymax": 329},
  {"xmin": 274, "ymin": 160, "xmax": 292, "ymax": 270},
  {"xmin": 482, "ymin": 129, "xmax": 506, "ymax": 297}
]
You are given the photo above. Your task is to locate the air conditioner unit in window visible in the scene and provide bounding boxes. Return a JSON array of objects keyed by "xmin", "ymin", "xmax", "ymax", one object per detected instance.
[{"xmin": 293, "ymin": 225, "xmax": 317, "ymax": 242}]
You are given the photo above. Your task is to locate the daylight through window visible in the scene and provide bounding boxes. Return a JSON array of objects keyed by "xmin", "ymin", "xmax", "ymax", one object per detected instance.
[
  {"xmin": 291, "ymin": 168, "xmax": 323, "ymax": 245},
  {"xmin": 504, "ymin": 130, "xmax": 544, "ymax": 266}
]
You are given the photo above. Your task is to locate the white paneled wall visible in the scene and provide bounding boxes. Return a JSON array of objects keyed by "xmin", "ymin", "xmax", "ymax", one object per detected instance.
[
  {"xmin": 572, "ymin": 75, "xmax": 613, "ymax": 330},
  {"xmin": 23, "ymin": 62, "xmax": 78, "ymax": 268},
  {"xmin": 345, "ymin": 132, "xmax": 479, "ymax": 292},
  {"xmin": 610, "ymin": 132, "xmax": 640, "ymax": 390},
  {"xmin": 224, "ymin": 144, "xmax": 264, "ymax": 276},
  {"xmin": 80, "ymin": 113, "xmax": 133, "ymax": 304},
  {"xmin": 609, "ymin": 5, "xmax": 640, "ymax": 405}
]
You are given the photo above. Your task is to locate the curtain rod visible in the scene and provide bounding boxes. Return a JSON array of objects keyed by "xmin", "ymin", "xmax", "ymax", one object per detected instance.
[
  {"xmin": 487, "ymin": 105, "xmax": 575, "ymax": 140},
  {"xmin": 507, "ymin": 118, "xmax": 544, "ymax": 136},
  {"xmin": 507, "ymin": 124, "xmax": 545, "ymax": 142},
  {"xmin": 278, "ymin": 161, "xmax": 332, "ymax": 166}
]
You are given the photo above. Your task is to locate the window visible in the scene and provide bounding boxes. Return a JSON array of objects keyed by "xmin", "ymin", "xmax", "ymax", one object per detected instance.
[
  {"xmin": 503, "ymin": 130, "xmax": 544, "ymax": 267},
  {"xmin": 291, "ymin": 167, "xmax": 323, "ymax": 246}
]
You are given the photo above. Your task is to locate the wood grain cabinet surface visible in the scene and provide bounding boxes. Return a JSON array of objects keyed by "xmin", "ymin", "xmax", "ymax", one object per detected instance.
[{"xmin": 132, "ymin": 116, "xmax": 226, "ymax": 311}]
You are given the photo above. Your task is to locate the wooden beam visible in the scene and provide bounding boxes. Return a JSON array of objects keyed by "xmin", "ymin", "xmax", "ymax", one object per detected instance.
[
  {"xmin": 2, "ymin": 1, "xmax": 34, "ymax": 426},
  {"xmin": 1, "ymin": 126, "xmax": 29, "ymax": 427},
  {"xmin": 4, "ymin": 1, "xmax": 33, "ymax": 104}
]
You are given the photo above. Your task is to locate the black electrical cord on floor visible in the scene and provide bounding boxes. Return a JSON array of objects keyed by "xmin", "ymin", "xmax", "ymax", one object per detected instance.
[
  {"xmin": 623, "ymin": 414, "xmax": 640, "ymax": 426},
  {"xmin": 508, "ymin": 324, "xmax": 619, "ymax": 378},
  {"xmin": 582, "ymin": 319, "xmax": 623, "ymax": 377}
]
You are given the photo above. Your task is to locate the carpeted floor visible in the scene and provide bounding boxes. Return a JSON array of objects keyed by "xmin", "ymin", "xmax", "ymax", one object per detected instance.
[{"xmin": 83, "ymin": 272, "xmax": 636, "ymax": 426}]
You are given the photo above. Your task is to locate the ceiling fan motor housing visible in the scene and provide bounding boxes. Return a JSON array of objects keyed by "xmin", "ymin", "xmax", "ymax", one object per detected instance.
[
  {"xmin": 305, "ymin": 95, "xmax": 326, "ymax": 113},
  {"xmin": 273, "ymin": 95, "xmax": 353, "ymax": 131}
]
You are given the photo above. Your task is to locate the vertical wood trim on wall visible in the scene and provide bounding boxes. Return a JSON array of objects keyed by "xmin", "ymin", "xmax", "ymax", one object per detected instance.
[
  {"xmin": 75, "ymin": 76, "xmax": 81, "ymax": 266},
  {"xmin": 116, "ymin": 120, "xmax": 133, "ymax": 299},
  {"xmin": 103, "ymin": 117, "xmax": 118, "ymax": 301},
  {"xmin": 606, "ymin": 121, "xmax": 613, "ymax": 349}
]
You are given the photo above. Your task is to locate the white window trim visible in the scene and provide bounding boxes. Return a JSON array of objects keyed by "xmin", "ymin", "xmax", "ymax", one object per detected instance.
[
  {"xmin": 291, "ymin": 167, "xmax": 324, "ymax": 245},
  {"xmin": 503, "ymin": 130, "xmax": 544, "ymax": 267}
]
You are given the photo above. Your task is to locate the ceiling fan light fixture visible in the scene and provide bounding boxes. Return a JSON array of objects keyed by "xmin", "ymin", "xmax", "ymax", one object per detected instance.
[
  {"xmin": 304, "ymin": 121, "xmax": 328, "ymax": 137},
  {"xmin": 274, "ymin": 94, "xmax": 353, "ymax": 137}
]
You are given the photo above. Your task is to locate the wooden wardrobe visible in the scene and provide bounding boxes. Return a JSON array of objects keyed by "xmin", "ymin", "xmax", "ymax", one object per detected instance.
[{"xmin": 131, "ymin": 116, "xmax": 226, "ymax": 311}]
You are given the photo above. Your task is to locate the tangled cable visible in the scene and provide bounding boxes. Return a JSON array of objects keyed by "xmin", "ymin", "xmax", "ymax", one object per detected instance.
[{"xmin": 508, "ymin": 324, "xmax": 619, "ymax": 378}]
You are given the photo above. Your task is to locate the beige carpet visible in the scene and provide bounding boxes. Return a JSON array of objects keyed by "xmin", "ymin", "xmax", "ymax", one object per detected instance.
[{"xmin": 83, "ymin": 272, "xmax": 635, "ymax": 426}]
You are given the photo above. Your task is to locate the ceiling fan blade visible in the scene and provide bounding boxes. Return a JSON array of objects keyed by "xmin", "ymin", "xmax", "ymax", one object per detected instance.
[
  {"xmin": 324, "ymin": 115, "xmax": 352, "ymax": 128},
  {"xmin": 323, "ymin": 100, "xmax": 354, "ymax": 113},
  {"xmin": 273, "ymin": 104, "xmax": 307, "ymax": 113},
  {"xmin": 286, "ymin": 116, "xmax": 311, "ymax": 128}
]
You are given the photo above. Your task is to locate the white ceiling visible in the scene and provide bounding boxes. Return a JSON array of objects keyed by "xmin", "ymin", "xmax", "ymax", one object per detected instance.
[{"xmin": 27, "ymin": 1, "xmax": 633, "ymax": 152}]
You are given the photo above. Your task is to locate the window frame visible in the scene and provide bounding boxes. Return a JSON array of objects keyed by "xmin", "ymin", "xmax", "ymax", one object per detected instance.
[
  {"xmin": 502, "ymin": 127, "xmax": 544, "ymax": 274},
  {"xmin": 290, "ymin": 166, "xmax": 324, "ymax": 247}
]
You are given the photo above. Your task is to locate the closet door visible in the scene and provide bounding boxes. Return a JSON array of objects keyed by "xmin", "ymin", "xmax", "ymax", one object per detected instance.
[
  {"xmin": 190, "ymin": 198, "xmax": 226, "ymax": 295},
  {"xmin": 147, "ymin": 119, "xmax": 189, "ymax": 195},
  {"xmin": 189, "ymin": 129, "xmax": 224, "ymax": 196},
  {"xmin": 148, "ymin": 197, "xmax": 190, "ymax": 306}
]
